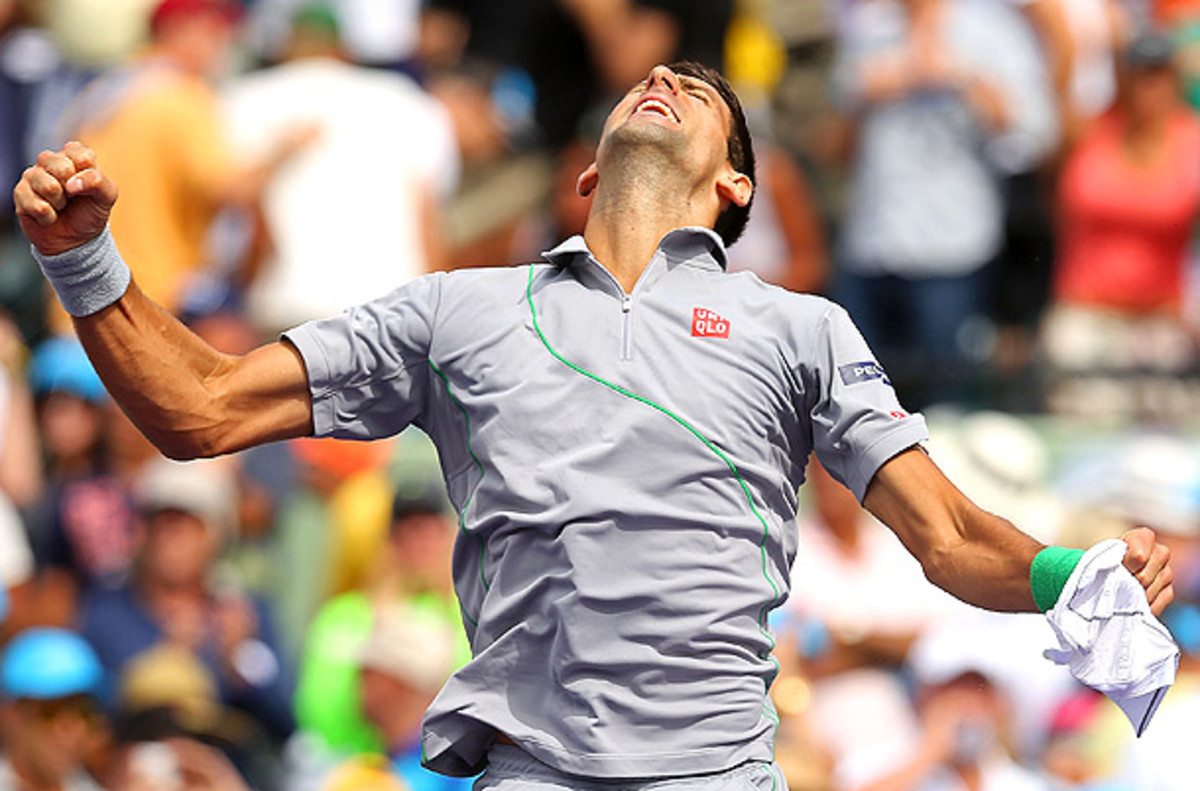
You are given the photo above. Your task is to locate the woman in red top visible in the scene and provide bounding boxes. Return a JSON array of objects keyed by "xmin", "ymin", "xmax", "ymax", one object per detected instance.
[{"xmin": 1044, "ymin": 29, "xmax": 1200, "ymax": 411}]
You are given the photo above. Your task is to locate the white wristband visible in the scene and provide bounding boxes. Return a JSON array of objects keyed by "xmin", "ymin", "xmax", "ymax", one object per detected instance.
[{"xmin": 32, "ymin": 228, "xmax": 132, "ymax": 317}]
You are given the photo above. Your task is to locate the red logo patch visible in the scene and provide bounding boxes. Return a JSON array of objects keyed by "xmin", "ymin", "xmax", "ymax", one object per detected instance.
[{"xmin": 692, "ymin": 308, "xmax": 730, "ymax": 338}]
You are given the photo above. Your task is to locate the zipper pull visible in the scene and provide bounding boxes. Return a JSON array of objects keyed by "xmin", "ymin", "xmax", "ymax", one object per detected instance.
[{"xmin": 622, "ymin": 294, "xmax": 632, "ymax": 313}]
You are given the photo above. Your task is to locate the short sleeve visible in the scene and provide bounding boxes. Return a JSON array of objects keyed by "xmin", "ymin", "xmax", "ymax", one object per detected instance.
[
  {"xmin": 283, "ymin": 274, "xmax": 444, "ymax": 440},
  {"xmin": 806, "ymin": 304, "xmax": 929, "ymax": 501}
]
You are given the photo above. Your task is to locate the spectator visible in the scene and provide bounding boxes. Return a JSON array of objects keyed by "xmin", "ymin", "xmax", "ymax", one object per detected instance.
[
  {"xmin": 838, "ymin": 619, "xmax": 1055, "ymax": 791},
  {"xmin": 0, "ymin": 491, "xmax": 36, "ymax": 644},
  {"xmin": 223, "ymin": 3, "xmax": 459, "ymax": 336},
  {"xmin": 723, "ymin": 1, "xmax": 828, "ymax": 294},
  {"xmin": 781, "ymin": 459, "xmax": 961, "ymax": 775},
  {"xmin": 831, "ymin": 0, "xmax": 1057, "ymax": 408},
  {"xmin": 0, "ymin": 312, "xmax": 42, "ymax": 511},
  {"xmin": 0, "ymin": 627, "xmax": 106, "ymax": 791},
  {"xmin": 1042, "ymin": 28, "xmax": 1200, "ymax": 420},
  {"xmin": 53, "ymin": 0, "xmax": 311, "ymax": 329},
  {"xmin": 248, "ymin": 0, "xmax": 425, "ymax": 73},
  {"xmin": 108, "ymin": 737, "xmax": 254, "ymax": 791},
  {"xmin": 77, "ymin": 457, "xmax": 296, "ymax": 748},
  {"xmin": 418, "ymin": 0, "xmax": 732, "ymax": 266},
  {"xmin": 1039, "ymin": 689, "xmax": 1126, "ymax": 790},
  {"xmin": 420, "ymin": 0, "xmax": 732, "ymax": 150},
  {"xmin": 294, "ymin": 465, "xmax": 467, "ymax": 757},
  {"xmin": 924, "ymin": 410, "xmax": 1064, "ymax": 545},
  {"xmin": 354, "ymin": 605, "xmax": 464, "ymax": 791},
  {"xmin": 788, "ymin": 459, "xmax": 962, "ymax": 681},
  {"xmin": 1105, "ymin": 597, "xmax": 1200, "ymax": 791},
  {"xmin": 1048, "ymin": 434, "xmax": 1200, "ymax": 790},
  {"xmin": 107, "ymin": 643, "xmax": 276, "ymax": 790},
  {"xmin": 318, "ymin": 757, "xmax": 408, "ymax": 791},
  {"xmin": 267, "ymin": 435, "xmax": 394, "ymax": 662},
  {"xmin": 24, "ymin": 336, "xmax": 138, "ymax": 627},
  {"xmin": 725, "ymin": 126, "xmax": 828, "ymax": 294}
]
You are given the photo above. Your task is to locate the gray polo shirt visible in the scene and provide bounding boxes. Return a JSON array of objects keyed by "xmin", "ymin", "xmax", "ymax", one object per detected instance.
[{"xmin": 283, "ymin": 227, "xmax": 928, "ymax": 778}]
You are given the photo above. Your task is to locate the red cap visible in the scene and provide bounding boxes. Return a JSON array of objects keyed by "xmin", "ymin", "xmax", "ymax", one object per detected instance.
[{"xmin": 150, "ymin": 0, "xmax": 244, "ymax": 33}]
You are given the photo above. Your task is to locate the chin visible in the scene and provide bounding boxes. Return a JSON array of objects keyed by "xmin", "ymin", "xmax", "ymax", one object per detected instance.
[{"xmin": 605, "ymin": 121, "xmax": 688, "ymax": 163}]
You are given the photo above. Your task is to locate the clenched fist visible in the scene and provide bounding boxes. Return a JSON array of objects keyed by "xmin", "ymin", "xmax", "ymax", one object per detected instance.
[
  {"xmin": 13, "ymin": 141, "xmax": 117, "ymax": 256},
  {"xmin": 1122, "ymin": 526, "xmax": 1175, "ymax": 616}
]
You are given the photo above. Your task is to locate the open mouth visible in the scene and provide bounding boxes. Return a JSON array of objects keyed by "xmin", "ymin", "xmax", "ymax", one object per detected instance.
[{"xmin": 633, "ymin": 97, "xmax": 680, "ymax": 123}]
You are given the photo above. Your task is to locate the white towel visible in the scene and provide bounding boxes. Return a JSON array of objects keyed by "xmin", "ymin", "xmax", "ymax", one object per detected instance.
[{"xmin": 1043, "ymin": 539, "xmax": 1180, "ymax": 736}]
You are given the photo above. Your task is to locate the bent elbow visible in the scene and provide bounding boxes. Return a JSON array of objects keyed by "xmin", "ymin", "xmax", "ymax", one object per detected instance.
[
  {"xmin": 156, "ymin": 441, "xmax": 207, "ymax": 462},
  {"xmin": 146, "ymin": 425, "xmax": 229, "ymax": 461}
]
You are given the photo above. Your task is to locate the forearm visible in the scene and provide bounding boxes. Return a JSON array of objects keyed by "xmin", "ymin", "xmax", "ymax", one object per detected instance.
[
  {"xmin": 919, "ymin": 507, "xmax": 1042, "ymax": 612},
  {"xmin": 34, "ymin": 232, "xmax": 312, "ymax": 459},
  {"xmin": 74, "ymin": 280, "xmax": 240, "ymax": 459},
  {"xmin": 959, "ymin": 75, "xmax": 1012, "ymax": 133}
]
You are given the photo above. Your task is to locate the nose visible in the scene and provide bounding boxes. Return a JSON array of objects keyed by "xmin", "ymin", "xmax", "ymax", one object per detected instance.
[{"xmin": 646, "ymin": 65, "xmax": 680, "ymax": 93}]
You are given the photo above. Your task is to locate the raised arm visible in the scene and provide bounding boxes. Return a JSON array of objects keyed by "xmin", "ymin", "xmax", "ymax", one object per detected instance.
[
  {"xmin": 14, "ymin": 143, "xmax": 313, "ymax": 459},
  {"xmin": 863, "ymin": 447, "xmax": 1175, "ymax": 615}
]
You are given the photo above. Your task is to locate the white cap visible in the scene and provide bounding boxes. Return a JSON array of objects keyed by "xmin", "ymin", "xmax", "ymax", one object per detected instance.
[
  {"xmin": 909, "ymin": 616, "xmax": 1013, "ymax": 688},
  {"xmin": 356, "ymin": 606, "xmax": 456, "ymax": 692},
  {"xmin": 133, "ymin": 458, "xmax": 238, "ymax": 538}
]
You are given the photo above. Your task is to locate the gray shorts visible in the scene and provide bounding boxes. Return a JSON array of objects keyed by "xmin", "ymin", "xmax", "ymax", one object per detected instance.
[{"xmin": 473, "ymin": 745, "xmax": 787, "ymax": 791}]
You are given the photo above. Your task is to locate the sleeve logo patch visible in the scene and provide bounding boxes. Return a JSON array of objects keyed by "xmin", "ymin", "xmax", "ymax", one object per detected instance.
[
  {"xmin": 838, "ymin": 361, "xmax": 892, "ymax": 386},
  {"xmin": 692, "ymin": 307, "xmax": 730, "ymax": 338}
]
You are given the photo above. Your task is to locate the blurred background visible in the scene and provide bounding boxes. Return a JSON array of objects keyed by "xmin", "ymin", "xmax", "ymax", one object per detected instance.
[{"xmin": 2, "ymin": 0, "xmax": 1200, "ymax": 788}]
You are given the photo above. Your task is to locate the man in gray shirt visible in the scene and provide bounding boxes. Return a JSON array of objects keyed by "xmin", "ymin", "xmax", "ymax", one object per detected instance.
[{"xmin": 15, "ymin": 62, "xmax": 1174, "ymax": 789}]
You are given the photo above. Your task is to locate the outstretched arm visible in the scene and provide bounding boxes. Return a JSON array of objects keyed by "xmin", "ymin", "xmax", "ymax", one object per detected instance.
[
  {"xmin": 864, "ymin": 447, "xmax": 1174, "ymax": 615},
  {"xmin": 14, "ymin": 143, "xmax": 313, "ymax": 459}
]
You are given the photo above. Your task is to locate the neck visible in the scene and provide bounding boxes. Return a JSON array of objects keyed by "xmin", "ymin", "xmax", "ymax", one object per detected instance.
[{"xmin": 583, "ymin": 147, "xmax": 717, "ymax": 292}]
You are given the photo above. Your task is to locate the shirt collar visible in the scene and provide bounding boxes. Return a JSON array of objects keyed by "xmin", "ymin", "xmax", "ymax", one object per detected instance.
[{"xmin": 542, "ymin": 227, "xmax": 729, "ymax": 272}]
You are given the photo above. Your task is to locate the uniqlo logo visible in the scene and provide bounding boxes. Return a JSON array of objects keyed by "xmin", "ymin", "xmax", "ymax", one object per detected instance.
[{"xmin": 692, "ymin": 307, "xmax": 730, "ymax": 338}]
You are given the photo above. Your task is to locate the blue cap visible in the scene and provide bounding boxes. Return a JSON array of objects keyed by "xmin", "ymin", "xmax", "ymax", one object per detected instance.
[
  {"xmin": 28, "ymin": 337, "xmax": 107, "ymax": 403},
  {"xmin": 1, "ymin": 628, "xmax": 104, "ymax": 700}
]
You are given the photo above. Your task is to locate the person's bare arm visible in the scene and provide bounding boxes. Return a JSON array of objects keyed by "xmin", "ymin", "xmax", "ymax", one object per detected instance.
[
  {"xmin": 863, "ymin": 447, "xmax": 1174, "ymax": 615},
  {"xmin": 761, "ymin": 147, "xmax": 827, "ymax": 294},
  {"xmin": 560, "ymin": 0, "xmax": 681, "ymax": 93},
  {"xmin": 14, "ymin": 143, "xmax": 313, "ymax": 460}
]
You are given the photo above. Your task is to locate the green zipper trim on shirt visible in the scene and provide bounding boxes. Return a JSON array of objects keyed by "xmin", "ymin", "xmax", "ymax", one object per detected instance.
[
  {"xmin": 429, "ymin": 359, "xmax": 490, "ymax": 627},
  {"xmin": 525, "ymin": 265, "xmax": 783, "ymax": 664}
]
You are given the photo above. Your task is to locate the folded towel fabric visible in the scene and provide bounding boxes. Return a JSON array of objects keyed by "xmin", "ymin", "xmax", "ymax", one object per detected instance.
[{"xmin": 1043, "ymin": 539, "xmax": 1180, "ymax": 736}]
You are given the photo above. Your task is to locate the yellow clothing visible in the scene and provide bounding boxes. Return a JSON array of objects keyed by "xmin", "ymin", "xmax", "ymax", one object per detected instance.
[
  {"xmin": 72, "ymin": 58, "xmax": 234, "ymax": 315},
  {"xmin": 321, "ymin": 756, "xmax": 410, "ymax": 791}
]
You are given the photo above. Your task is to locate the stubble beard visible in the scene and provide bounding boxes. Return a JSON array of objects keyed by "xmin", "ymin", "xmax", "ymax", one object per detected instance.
[{"xmin": 601, "ymin": 121, "xmax": 694, "ymax": 204}]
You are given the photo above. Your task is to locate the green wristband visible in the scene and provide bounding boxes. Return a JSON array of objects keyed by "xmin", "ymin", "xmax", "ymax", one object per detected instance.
[{"xmin": 1030, "ymin": 546, "xmax": 1085, "ymax": 612}]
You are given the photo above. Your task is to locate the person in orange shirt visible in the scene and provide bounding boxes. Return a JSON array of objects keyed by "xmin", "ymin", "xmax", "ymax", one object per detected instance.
[{"xmin": 54, "ymin": 0, "xmax": 310, "ymax": 327}]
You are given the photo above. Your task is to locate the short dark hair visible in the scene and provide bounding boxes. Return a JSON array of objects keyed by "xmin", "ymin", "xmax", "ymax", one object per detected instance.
[{"xmin": 667, "ymin": 61, "xmax": 756, "ymax": 248}]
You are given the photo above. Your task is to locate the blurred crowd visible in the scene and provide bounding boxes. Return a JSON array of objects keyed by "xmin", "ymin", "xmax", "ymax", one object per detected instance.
[{"xmin": 2, "ymin": 0, "xmax": 1200, "ymax": 789}]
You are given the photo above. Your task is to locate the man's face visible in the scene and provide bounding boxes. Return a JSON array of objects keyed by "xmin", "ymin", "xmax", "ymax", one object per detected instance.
[
  {"xmin": 594, "ymin": 65, "xmax": 736, "ymax": 185},
  {"xmin": 2, "ymin": 696, "xmax": 97, "ymax": 783},
  {"xmin": 389, "ymin": 512, "xmax": 455, "ymax": 587},
  {"xmin": 139, "ymin": 509, "xmax": 217, "ymax": 587}
]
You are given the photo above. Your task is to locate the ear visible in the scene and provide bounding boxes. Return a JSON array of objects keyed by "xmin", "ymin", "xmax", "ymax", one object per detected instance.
[
  {"xmin": 576, "ymin": 162, "xmax": 599, "ymax": 198},
  {"xmin": 716, "ymin": 167, "xmax": 753, "ymax": 209}
]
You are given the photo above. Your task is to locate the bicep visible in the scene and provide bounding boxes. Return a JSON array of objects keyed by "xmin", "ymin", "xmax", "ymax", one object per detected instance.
[
  {"xmin": 862, "ymin": 446, "xmax": 972, "ymax": 564},
  {"xmin": 863, "ymin": 446, "xmax": 1043, "ymax": 610},
  {"xmin": 210, "ymin": 339, "xmax": 314, "ymax": 454}
]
